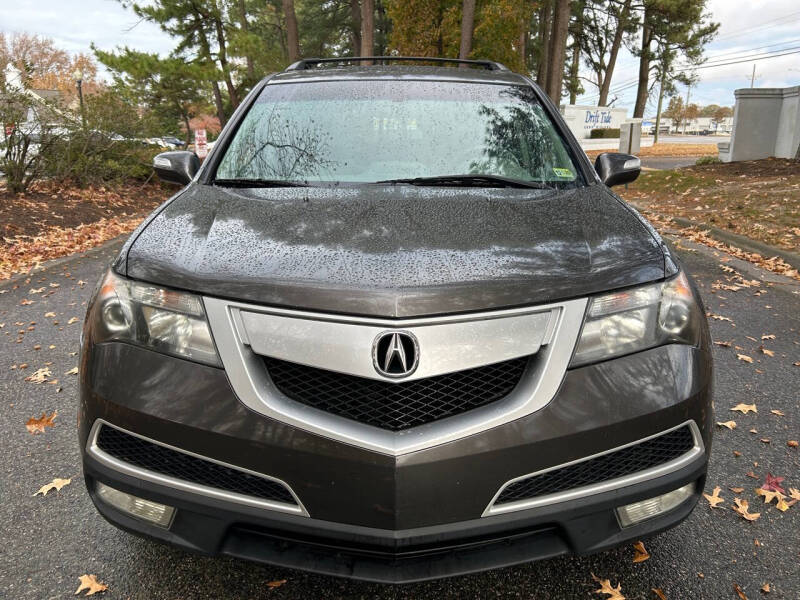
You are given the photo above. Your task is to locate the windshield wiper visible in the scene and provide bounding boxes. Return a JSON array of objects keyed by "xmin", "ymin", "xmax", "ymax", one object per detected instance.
[
  {"xmin": 213, "ymin": 178, "xmax": 309, "ymax": 188},
  {"xmin": 374, "ymin": 174, "xmax": 556, "ymax": 189}
]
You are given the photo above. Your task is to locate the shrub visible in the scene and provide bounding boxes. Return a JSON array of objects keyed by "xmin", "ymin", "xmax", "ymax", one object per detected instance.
[
  {"xmin": 589, "ymin": 128, "xmax": 621, "ymax": 139},
  {"xmin": 695, "ymin": 155, "xmax": 721, "ymax": 166}
]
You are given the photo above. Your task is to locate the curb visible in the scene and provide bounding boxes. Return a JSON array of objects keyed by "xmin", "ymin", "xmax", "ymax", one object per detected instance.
[
  {"xmin": 669, "ymin": 216, "xmax": 800, "ymax": 270},
  {"xmin": 0, "ymin": 234, "xmax": 128, "ymax": 290}
]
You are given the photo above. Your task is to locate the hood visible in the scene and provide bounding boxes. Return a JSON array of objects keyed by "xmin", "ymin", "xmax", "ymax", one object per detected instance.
[{"xmin": 121, "ymin": 183, "xmax": 669, "ymax": 318}]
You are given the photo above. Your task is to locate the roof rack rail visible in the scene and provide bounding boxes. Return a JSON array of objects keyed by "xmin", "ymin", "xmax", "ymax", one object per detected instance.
[{"xmin": 284, "ymin": 56, "xmax": 509, "ymax": 72}]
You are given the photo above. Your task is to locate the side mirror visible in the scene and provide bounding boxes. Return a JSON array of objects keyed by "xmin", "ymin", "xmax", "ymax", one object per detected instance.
[
  {"xmin": 594, "ymin": 153, "xmax": 641, "ymax": 187},
  {"xmin": 153, "ymin": 151, "xmax": 200, "ymax": 186}
]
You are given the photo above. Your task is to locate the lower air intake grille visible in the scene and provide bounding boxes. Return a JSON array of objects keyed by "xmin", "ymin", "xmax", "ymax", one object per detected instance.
[
  {"xmin": 495, "ymin": 426, "xmax": 696, "ymax": 505},
  {"xmin": 264, "ymin": 356, "xmax": 529, "ymax": 431},
  {"xmin": 95, "ymin": 425, "xmax": 297, "ymax": 506}
]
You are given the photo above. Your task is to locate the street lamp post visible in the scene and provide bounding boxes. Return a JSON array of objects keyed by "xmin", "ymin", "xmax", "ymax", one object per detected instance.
[{"xmin": 72, "ymin": 68, "xmax": 85, "ymax": 126}]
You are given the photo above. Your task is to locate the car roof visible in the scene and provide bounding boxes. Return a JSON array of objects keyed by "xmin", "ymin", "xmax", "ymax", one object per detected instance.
[{"xmin": 267, "ymin": 65, "xmax": 531, "ymax": 87}]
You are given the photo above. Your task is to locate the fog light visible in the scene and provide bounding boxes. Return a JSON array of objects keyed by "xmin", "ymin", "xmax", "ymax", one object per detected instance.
[
  {"xmin": 96, "ymin": 482, "xmax": 175, "ymax": 527},
  {"xmin": 616, "ymin": 483, "xmax": 695, "ymax": 527}
]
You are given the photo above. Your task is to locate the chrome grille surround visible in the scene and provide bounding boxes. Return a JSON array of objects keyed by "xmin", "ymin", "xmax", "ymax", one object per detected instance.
[
  {"xmin": 483, "ymin": 420, "xmax": 704, "ymax": 517},
  {"xmin": 204, "ymin": 297, "xmax": 588, "ymax": 456},
  {"xmin": 86, "ymin": 419, "xmax": 308, "ymax": 517}
]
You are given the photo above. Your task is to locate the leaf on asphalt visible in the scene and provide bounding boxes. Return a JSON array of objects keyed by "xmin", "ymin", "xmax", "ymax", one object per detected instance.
[
  {"xmin": 736, "ymin": 354, "xmax": 753, "ymax": 363},
  {"xmin": 729, "ymin": 487, "xmax": 744, "ymax": 493},
  {"xmin": 24, "ymin": 367, "xmax": 51, "ymax": 383},
  {"xmin": 788, "ymin": 440, "xmax": 798, "ymax": 448},
  {"xmin": 762, "ymin": 473, "xmax": 786, "ymax": 494},
  {"xmin": 731, "ymin": 403, "xmax": 757, "ymax": 414},
  {"xmin": 746, "ymin": 471, "xmax": 758, "ymax": 479},
  {"xmin": 758, "ymin": 346, "xmax": 774, "ymax": 357},
  {"xmin": 760, "ymin": 438, "xmax": 771, "ymax": 444},
  {"xmin": 34, "ymin": 477, "xmax": 71, "ymax": 496},
  {"xmin": 44, "ymin": 311, "xmax": 56, "ymax": 317},
  {"xmin": 703, "ymin": 486, "xmax": 725, "ymax": 508},
  {"xmin": 67, "ymin": 317, "xmax": 79, "ymax": 324},
  {"xmin": 591, "ymin": 574, "xmax": 625, "ymax": 599},
  {"xmin": 732, "ymin": 498, "xmax": 761, "ymax": 521},
  {"xmin": 775, "ymin": 497, "xmax": 792, "ymax": 512},
  {"xmin": 761, "ymin": 583, "xmax": 771, "ymax": 593},
  {"xmin": 266, "ymin": 580, "xmax": 287, "ymax": 589},
  {"xmin": 769, "ymin": 409, "xmax": 784, "ymax": 416},
  {"xmin": 713, "ymin": 340, "xmax": 732, "ymax": 347},
  {"xmin": 66, "ymin": 367, "xmax": 79, "ymax": 375},
  {"xmin": 652, "ymin": 589, "xmax": 667, "ymax": 600},
  {"xmin": 794, "ymin": 362, "xmax": 800, "ymax": 367},
  {"xmin": 733, "ymin": 583, "xmax": 748, "ymax": 600},
  {"xmin": 632, "ymin": 541, "xmax": 650, "ymax": 563},
  {"xmin": 26, "ymin": 411, "xmax": 57, "ymax": 434},
  {"xmin": 717, "ymin": 420, "xmax": 737, "ymax": 430},
  {"xmin": 709, "ymin": 313, "xmax": 732, "ymax": 322},
  {"xmin": 74, "ymin": 574, "xmax": 107, "ymax": 596},
  {"xmin": 761, "ymin": 334, "xmax": 775, "ymax": 340},
  {"xmin": 755, "ymin": 488, "xmax": 784, "ymax": 504},
  {"xmin": 790, "ymin": 489, "xmax": 800, "ymax": 501}
]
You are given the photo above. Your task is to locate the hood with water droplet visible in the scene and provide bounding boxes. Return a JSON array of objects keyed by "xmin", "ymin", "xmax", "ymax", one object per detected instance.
[{"xmin": 120, "ymin": 183, "xmax": 670, "ymax": 318}]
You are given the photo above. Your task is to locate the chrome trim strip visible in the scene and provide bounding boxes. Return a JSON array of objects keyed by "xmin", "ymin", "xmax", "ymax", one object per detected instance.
[
  {"xmin": 86, "ymin": 419, "xmax": 309, "ymax": 517},
  {"xmin": 204, "ymin": 297, "xmax": 588, "ymax": 456},
  {"xmin": 482, "ymin": 420, "xmax": 705, "ymax": 517}
]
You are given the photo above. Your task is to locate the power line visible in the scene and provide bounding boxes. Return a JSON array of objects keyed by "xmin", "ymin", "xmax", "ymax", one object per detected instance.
[{"xmin": 713, "ymin": 11, "xmax": 800, "ymax": 42}]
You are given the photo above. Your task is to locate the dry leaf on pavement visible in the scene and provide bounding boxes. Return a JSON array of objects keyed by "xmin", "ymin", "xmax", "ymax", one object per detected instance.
[
  {"xmin": 267, "ymin": 579, "xmax": 287, "ymax": 589},
  {"xmin": 591, "ymin": 574, "xmax": 625, "ymax": 599},
  {"xmin": 652, "ymin": 589, "xmax": 667, "ymax": 600},
  {"xmin": 66, "ymin": 367, "xmax": 79, "ymax": 375},
  {"xmin": 759, "ymin": 346, "xmax": 774, "ymax": 357},
  {"xmin": 731, "ymin": 403, "xmax": 757, "ymax": 414},
  {"xmin": 732, "ymin": 498, "xmax": 760, "ymax": 521},
  {"xmin": 788, "ymin": 440, "xmax": 798, "ymax": 448},
  {"xmin": 769, "ymin": 409, "xmax": 784, "ymax": 416},
  {"xmin": 632, "ymin": 541, "xmax": 650, "ymax": 563},
  {"xmin": 755, "ymin": 488, "xmax": 784, "ymax": 504},
  {"xmin": 74, "ymin": 574, "xmax": 107, "ymax": 596},
  {"xmin": 733, "ymin": 583, "xmax": 748, "ymax": 600},
  {"xmin": 736, "ymin": 354, "xmax": 753, "ymax": 363},
  {"xmin": 790, "ymin": 489, "xmax": 800, "ymax": 501},
  {"xmin": 761, "ymin": 473, "xmax": 785, "ymax": 494},
  {"xmin": 26, "ymin": 411, "xmax": 57, "ymax": 434},
  {"xmin": 34, "ymin": 477, "xmax": 71, "ymax": 496},
  {"xmin": 717, "ymin": 421, "xmax": 736, "ymax": 430},
  {"xmin": 703, "ymin": 486, "xmax": 725, "ymax": 508},
  {"xmin": 24, "ymin": 367, "xmax": 51, "ymax": 383},
  {"xmin": 761, "ymin": 583, "xmax": 771, "ymax": 593}
]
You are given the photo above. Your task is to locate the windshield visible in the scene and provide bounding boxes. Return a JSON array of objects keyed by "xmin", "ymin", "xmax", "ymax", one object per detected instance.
[{"xmin": 215, "ymin": 80, "xmax": 582, "ymax": 187}]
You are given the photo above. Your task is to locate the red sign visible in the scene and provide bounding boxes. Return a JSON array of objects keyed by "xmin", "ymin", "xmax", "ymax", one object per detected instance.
[
  {"xmin": 4, "ymin": 123, "xmax": 14, "ymax": 137},
  {"xmin": 194, "ymin": 128, "xmax": 208, "ymax": 159}
]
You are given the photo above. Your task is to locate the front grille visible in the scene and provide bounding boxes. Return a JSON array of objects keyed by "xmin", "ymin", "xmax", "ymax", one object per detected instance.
[
  {"xmin": 95, "ymin": 425, "xmax": 297, "ymax": 506},
  {"xmin": 264, "ymin": 356, "xmax": 529, "ymax": 431},
  {"xmin": 495, "ymin": 426, "xmax": 695, "ymax": 505}
]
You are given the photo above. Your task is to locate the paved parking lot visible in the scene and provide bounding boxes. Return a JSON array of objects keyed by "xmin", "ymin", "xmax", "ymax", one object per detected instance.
[{"xmin": 1, "ymin": 235, "xmax": 798, "ymax": 599}]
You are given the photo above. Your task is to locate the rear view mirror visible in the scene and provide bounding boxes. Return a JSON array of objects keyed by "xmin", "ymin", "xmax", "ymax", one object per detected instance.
[
  {"xmin": 153, "ymin": 151, "xmax": 200, "ymax": 186},
  {"xmin": 594, "ymin": 153, "xmax": 641, "ymax": 187}
]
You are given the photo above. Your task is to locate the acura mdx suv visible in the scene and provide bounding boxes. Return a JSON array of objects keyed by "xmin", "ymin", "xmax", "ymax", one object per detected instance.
[{"xmin": 79, "ymin": 57, "xmax": 712, "ymax": 583}]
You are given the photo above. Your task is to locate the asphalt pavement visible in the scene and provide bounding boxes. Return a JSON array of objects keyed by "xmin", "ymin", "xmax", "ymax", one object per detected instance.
[{"xmin": 1, "ymin": 234, "xmax": 798, "ymax": 599}]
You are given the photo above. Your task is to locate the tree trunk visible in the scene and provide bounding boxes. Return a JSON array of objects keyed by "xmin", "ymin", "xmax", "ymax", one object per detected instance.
[
  {"xmin": 459, "ymin": 0, "xmax": 476, "ymax": 65},
  {"xmin": 518, "ymin": 15, "xmax": 528, "ymax": 71},
  {"xmin": 569, "ymin": 40, "xmax": 580, "ymax": 104},
  {"xmin": 597, "ymin": 0, "xmax": 631, "ymax": 106},
  {"xmin": 283, "ymin": 0, "xmax": 300, "ymax": 63},
  {"xmin": 213, "ymin": 15, "xmax": 239, "ymax": 109},
  {"xmin": 545, "ymin": 0, "xmax": 570, "ymax": 103},
  {"xmin": 237, "ymin": 0, "xmax": 255, "ymax": 81},
  {"xmin": 633, "ymin": 15, "xmax": 652, "ymax": 118},
  {"xmin": 361, "ymin": 0, "xmax": 374, "ymax": 63},
  {"xmin": 350, "ymin": 0, "xmax": 362, "ymax": 56},
  {"xmin": 536, "ymin": 0, "xmax": 552, "ymax": 86}
]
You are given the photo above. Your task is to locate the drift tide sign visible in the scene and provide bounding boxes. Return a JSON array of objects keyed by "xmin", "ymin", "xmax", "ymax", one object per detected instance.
[{"xmin": 560, "ymin": 104, "xmax": 628, "ymax": 139}]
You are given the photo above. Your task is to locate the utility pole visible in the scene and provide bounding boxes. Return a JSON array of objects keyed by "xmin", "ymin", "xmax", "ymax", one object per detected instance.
[
  {"xmin": 682, "ymin": 84, "xmax": 691, "ymax": 135},
  {"xmin": 654, "ymin": 65, "xmax": 666, "ymax": 144},
  {"xmin": 750, "ymin": 64, "xmax": 756, "ymax": 88}
]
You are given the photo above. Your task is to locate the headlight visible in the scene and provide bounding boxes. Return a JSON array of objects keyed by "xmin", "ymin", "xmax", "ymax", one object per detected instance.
[
  {"xmin": 88, "ymin": 270, "xmax": 221, "ymax": 367},
  {"xmin": 570, "ymin": 272, "xmax": 701, "ymax": 367}
]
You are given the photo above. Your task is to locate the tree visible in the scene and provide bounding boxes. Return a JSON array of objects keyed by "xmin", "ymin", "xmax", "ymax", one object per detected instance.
[
  {"xmin": 631, "ymin": 0, "xmax": 718, "ymax": 118},
  {"xmin": 283, "ymin": 0, "xmax": 301, "ymax": 62},
  {"xmin": 459, "ymin": 0, "xmax": 476, "ymax": 62},
  {"xmin": 580, "ymin": 0, "xmax": 635, "ymax": 106},
  {"xmin": 361, "ymin": 0, "xmax": 375, "ymax": 59},
  {"xmin": 545, "ymin": 0, "xmax": 570, "ymax": 102}
]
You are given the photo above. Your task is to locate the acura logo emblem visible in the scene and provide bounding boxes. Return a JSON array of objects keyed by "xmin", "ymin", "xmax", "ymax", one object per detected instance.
[{"xmin": 373, "ymin": 331, "xmax": 419, "ymax": 378}]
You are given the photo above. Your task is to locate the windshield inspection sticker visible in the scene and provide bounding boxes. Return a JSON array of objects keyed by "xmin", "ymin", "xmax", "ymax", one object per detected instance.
[{"xmin": 553, "ymin": 168, "xmax": 573, "ymax": 178}]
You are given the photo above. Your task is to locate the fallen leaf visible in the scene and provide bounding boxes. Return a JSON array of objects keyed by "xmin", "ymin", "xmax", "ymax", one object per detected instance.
[
  {"xmin": 703, "ymin": 486, "xmax": 725, "ymax": 508},
  {"xmin": 267, "ymin": 579, "xmax": 287, "ymax": 589},
  {"xmin": 26, "ymin": 411, "xmax": 57, "ymax": 434},
  {"xmin": 714, "ymin": 341, "xmax": 732, "ymax": 347},
  {"xmin": 775, "ymin": 497, "xmax": 791, "ymax": 512},
  {"xmin": 729, "ymin": 487, "xmax": 744, "ymax": 493},
  {"xmin": 758, "ymin": 346, "xmax": 774, "ymax": 357},
  {"xmin": 769, "ymin": 409, "xmax": 784, "ymax": 416},
  {"xmin": 733, "ymin": 450, "xmax": 742, "ymax": 457},
  {"xmin": 731, "ymin": 403, "xmax": 757, "ymax": 414},
  {"xmin": 761, "ymin": 334, "xmax": 775, "ymax": 340},
  {"xmin": 746, "ymin": 471, "xmax": 758, "ymax": 479},
  {"xmin": 74, "ymin": 574, "xmax": 107, "ymax": 596},
  {"xmin": 66, "ymin": 367, "xmax": 79, "ymax": 375},
  {"xmin": 762, "ymin": 473, "xmax": 786, "ymax": 494},
  {"xmin": 717, "ymin": 420, "xmax": 737, "ymax": 430},
  {"xmin": 633, "ymin": 541, "xmax": 650, "ymax": 563},
  {"xmin": 755, "ymin": 488, "xmax": 784, "ymax": 504},
  {"xmin": 652, "ymin": 589, "xmax": 667, "ymax": 600},
  {"xmin": 761, "ymin": 583, "xmax": 771, "ymax": 593},
  {"xmin": 732, "ymin": 498, "xmax": 761, "ymax": 521},
  {"xmin": 736, "ymin": 354, "xmax": 753, "ymax": 363},
  {"xmin": 34, "ymin": 477, "xmax": 71, "ymax": 496},
  {"xmin": 24, "ymin": 367, "xmax": 51, "ymax": 383},
  {"xmin": 734, "ymin": 583, "xmax": 748, "ymax": 600},
  {"xmin": 44, "ymin": 311, "xmax": 56, "ymax": 318},
  {"xmin": 67, "ymin": 317, "xmax": 79, "ymax": 324},
  {"xmin": 788, "ymin": 440, "xmax": 798, "ymax": 448},
  {"xmin": 592, "ymin": 574, "xmax": 625, "ymax": 599},
  {"xmin": 760, "ymin": 438, "xmax": 771, "ymax": 444}
]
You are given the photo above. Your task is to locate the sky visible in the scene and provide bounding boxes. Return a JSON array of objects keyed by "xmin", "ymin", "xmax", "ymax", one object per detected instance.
[{"xmin": 2, "ymin": 0, "xmax": 800, "ymax": 116}]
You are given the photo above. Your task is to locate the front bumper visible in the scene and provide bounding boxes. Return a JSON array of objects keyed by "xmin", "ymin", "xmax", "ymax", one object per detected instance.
[{"xmin": 79, "ymin": 341, "xmax": 712, "ymax": 583}]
